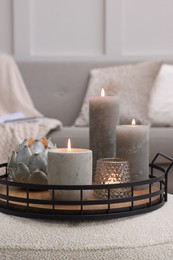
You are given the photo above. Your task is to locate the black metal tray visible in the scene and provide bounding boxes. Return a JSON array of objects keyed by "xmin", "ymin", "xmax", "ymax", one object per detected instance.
[{"xmin": 0, "ymin": 153, "xmax": 172, "ymax": 220}]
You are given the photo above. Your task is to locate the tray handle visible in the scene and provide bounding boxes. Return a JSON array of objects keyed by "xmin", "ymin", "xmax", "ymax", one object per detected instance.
[
  {"xmin": 150, "ymin": 153, "xmax": 173, "ymax": 202},
  {"xmin": 150, "ymin": 152, "xmax": 173, "ymax": 177}
]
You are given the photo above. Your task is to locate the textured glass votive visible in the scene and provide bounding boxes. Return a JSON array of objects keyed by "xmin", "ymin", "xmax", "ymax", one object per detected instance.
[{"xmin": 94, "ymin": 158, "xmax": 131, "ymax": 199}]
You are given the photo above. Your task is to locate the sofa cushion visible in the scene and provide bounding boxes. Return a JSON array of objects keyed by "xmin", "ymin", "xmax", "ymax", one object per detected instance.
[
  {"xmin": 149, "ymin": 64, "xmax": 173, "ymax": 126},
  {"xmin": 74, "ymin": 60, "xmax": 162, "ymax": 126}
]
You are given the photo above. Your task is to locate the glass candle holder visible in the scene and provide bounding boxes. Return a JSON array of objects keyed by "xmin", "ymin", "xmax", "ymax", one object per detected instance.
[{"xmin": 94, "ymin": 158, "xmax": 131, "ymax": 199}]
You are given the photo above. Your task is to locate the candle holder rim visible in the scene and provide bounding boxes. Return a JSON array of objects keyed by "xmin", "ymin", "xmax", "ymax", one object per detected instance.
[
  {"xmin": 96, "ymin": 157, "xmax": 129, "ymax": 164},
  {"xmin": 48, "ymin": 148, "xmax": 92, "ymax": 153}
]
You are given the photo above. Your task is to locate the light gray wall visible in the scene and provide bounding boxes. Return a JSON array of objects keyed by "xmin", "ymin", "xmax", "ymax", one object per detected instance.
[
  {"xmin": 0, "ymin": 0, "xmax": 13, "ymax": 54},
  {"xmin": 0, "ymin": 0, "xmax": 173, "ymax": 62}
]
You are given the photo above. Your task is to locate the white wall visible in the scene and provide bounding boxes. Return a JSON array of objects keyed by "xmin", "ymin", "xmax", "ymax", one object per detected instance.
[
  {"xmin": 1, "ymin": 0, "xmax": 173, "ymax": 61},
  {"xmin": 0, "ymin": 0, "xmax": 13, "ymax": 54}
]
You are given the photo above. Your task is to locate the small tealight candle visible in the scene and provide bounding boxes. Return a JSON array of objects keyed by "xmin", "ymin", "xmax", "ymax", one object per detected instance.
[
  {"xmin": 116, "ymin": 119, "xmax": 149, "ymax": 185},
  {"xmin": 48, "ymin": 138, "xmax": 92, "ymax": 200},
  {"xmin": 105, "ymin": 178, "xmax": 118, "ymax": 185},
  {"xmin": 94, "ymin": 158, "xmax": 131, "ymax": 199}
]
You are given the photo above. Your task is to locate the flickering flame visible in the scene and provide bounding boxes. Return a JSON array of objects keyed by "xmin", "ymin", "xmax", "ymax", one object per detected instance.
[
  {"xmin": 67, "ymin": 138, "xmax": 71, "ymax": 152},
  {"xmin": 101, "ymin": 88, "xmax": 105, "ymax": 97},
  {"xmin": 132, "ymin": 119, "xmax": 136, "ymax": 126}
]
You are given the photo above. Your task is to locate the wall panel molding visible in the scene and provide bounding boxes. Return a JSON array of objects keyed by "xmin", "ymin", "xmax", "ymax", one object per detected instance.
[
  {"xmin": 13, "ymin": 0, "xmax": 31, "ymax": 59},
  {"xmin": 121, "ymin": 0, "xmax": 173, "ymax": 59},
  {"xmin": 12, "ymin": 0, "xmax": 173, "ymax": 61},
  {"xmin": 105, "ymin": 0, "xmax": 122, "ymax": 57},
  {"xmin": 0, "ymin": 0, "xmax": 13, "ymax": 54},
  {"xmin": 13, "ymin": 0, "xmax": 107, "ymax": 60}
]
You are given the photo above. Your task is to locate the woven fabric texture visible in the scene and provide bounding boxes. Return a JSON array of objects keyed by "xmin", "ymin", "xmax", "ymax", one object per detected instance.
[
  {"xmin": 0, "ymin": 53, "xmax": 62, "ymax": 165},
  {"xmin": 0, "ymin": 118, "xmax": 62, "ymax": 165},
  {"xmin": 0, "ymin": 195, "xmax": 173, "ymax": 260}
]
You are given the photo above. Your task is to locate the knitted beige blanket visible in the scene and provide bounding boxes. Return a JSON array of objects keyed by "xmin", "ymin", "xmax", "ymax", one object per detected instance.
[
  {"xmin": 0, "ymin": 118, "xmax": 62, "ymax": 164},
  {"xmin": 0, "ymin": 54, "xmax": 62, "ymax": 164},
  {"xmin": 0, "ymin": 53, "xmax": 42, "ymax": 117}
]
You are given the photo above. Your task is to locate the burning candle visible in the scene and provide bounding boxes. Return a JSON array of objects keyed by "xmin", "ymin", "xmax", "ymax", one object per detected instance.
[
  {"xmin": 48, "ymin": 138, "xmax": 92, "ymax": 200},
  {"xmin": 105, "ymin": 178, "xmax": 117, "ymax": 185},
  {"xmin": 89, "ymin": 88, "xmax": 119, "ymax": 180},
  {"xmin": 116, "ymin": 119, "xmax": 149, "ymax": 185},
  {"xmin": 94, "ymin": 158, "xmax": 131, "ymax": 199}
]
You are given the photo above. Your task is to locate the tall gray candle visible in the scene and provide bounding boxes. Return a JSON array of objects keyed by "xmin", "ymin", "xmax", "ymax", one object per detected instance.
[
  {"xmin": 116, "ymin": 119, "xmax": 149, "ymax": 185},
  {"xmin": 89, "ymin": 89, "xmax": 119, "ymax": 180}
]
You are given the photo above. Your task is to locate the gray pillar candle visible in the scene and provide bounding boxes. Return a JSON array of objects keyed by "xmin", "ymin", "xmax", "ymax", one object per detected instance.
[
  {"xmin": 116, "ymin": 120, "xmax": 149, "ymax": 186},
  {"xmin": 48, "ymin": 141, "xmax": 92, "ymax": 201},
  {"xmin": 89, "ymin": 89, "xmax": 119, "ymax": 180}
]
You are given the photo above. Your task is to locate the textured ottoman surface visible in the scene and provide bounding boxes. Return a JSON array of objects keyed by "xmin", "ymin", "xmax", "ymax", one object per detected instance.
[{"xmin": 0, "ymin": 195, "xmax": 173, "ymax": 260}]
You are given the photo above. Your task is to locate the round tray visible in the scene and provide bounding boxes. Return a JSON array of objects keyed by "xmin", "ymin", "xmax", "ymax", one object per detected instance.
[{"xmin": 0, "ymin": 153, "xmax": 172, "ymax": 221}]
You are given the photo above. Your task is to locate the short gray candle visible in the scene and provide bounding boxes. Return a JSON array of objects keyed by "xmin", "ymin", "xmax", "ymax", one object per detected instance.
[
  {"xmin": 48, "ymin": 146, "xmax": 92, "ymax": 201},
  {"xmin": 116, "ymin": 121, "xmax": 149, "ymax": 186},
  {"xmin": 89, "ymin": 90, "xmax": 119, "ymax": 180}
]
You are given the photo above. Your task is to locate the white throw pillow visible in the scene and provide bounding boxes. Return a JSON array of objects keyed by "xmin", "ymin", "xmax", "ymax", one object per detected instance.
[
  {"xmin": 149, "ymin": 64, "xmax": 173, "ymax": 126},
  {"xmin": 74, "ymin": 60, "xmax": 162, "ymax": 126}
]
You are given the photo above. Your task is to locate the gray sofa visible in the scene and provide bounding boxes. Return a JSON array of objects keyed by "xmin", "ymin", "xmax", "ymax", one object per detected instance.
[{"xmin": 17, "ymin": 60, "xmax": 173, "ymax": 192}]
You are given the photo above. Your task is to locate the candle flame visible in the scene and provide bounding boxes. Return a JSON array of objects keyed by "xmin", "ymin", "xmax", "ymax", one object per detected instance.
[
  {"xmin": 67, "ymin": 138, "xmax": 71, "ymax": 152},
  {"xmin": 132, "ymin": 119, "xmax": 136, "ymax": 126},
  {"xmin": 101, "ymin": 88, "xmax": 105, "ymax": 97}
]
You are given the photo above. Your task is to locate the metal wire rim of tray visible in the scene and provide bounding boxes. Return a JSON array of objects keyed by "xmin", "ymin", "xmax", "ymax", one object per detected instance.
[{"xmin": 0, "ymin": 153, "xmax": 172, "ymax": 221}]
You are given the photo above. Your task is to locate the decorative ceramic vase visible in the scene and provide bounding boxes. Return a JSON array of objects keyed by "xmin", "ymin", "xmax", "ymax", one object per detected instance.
[{"xmin": 7, "ymin": 137, "xmax": 56, "ymax": 184}]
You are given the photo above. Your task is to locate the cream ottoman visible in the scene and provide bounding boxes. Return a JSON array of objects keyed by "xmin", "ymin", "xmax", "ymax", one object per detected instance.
[{"xmin": 0, "ymin": 194, "xmax": 173, "ymax": 260}]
